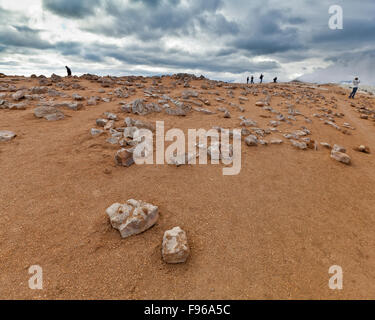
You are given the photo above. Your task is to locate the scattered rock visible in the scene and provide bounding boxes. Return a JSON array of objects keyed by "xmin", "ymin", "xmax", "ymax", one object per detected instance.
[
  {"xmin": 320, "ymin": 142, "xmax": 331, "ymax": 149},
  {"xmin": 12, "ymin": 90, "xmax": 26, "ymax": 101},
  {"xmin": 72, "ymin": 93, "xmax": 85, "ymax": 101},
  {"xmin": 106, "ymin": 200, "xmax": 159, "ymax": 238},
  {"xmin": 245, "ymin": 135, "xmax": 258, "ymax": 146},
  {"xmin": 255, "ymin": 101, "xmax": 265, "ymax": 107},
  {"xmin": 162, "ymin": 227, "xmax": 190, "ymax": 264},
  {"xmin": 291, "ymin": 140, "xmax": 307, "ymax": 150},
  {"xmin": 331, "ymin": 150, "xmax": 351, "ymax": 165},
  {"xmin": 332, "ymin": 144, "xmax": 346, "ymax": 153},
  {"xmin": 169, "ymin": 152, "xmax": 196, "ymax": 166},
  {"xmin": 91, "ymin": 128, "xmax": 104, "ymax": 136},
  {"xmin": 34, "ymin": 106, "xmax": 65, "ymax": 121},
  {"xmin": 224, "ymin": 110, "xmax": 231, "ymax": 118},
  {"xmin": 115, "ymin": 148, "xmax": 135, "ymax": 167},
  {"xmin": 354, "ymin": 145, "xmax": 370, "ymax": 154},
  {"xmin": 0, "ymin": 130, "xmax": 16, "ymax": 142},
  {"xmin": 270, "ymin": 139, "xmax": 283, "ymax": 145},
  {"xmin": 96, "ymin": 119, "xmax": 108, "ymax": 127}
]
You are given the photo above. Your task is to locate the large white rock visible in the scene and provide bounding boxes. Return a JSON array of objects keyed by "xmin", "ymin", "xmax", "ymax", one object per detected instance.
[
  {"xmin": 162, "ymin": 227, "xmax": 190, "ymax": 264},
  {"xmin": 0, "ymin": 130, "xmax": 16, "ymax": 142},
  {"xmin": 106, "ymin": 200, "xmax": 159, "ymax": 238},
  {"xmin": 331, "ymin": 150, "xmax": 351, "ymax": 165}
]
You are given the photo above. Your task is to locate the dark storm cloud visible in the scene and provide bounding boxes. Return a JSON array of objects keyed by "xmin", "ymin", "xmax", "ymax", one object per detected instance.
[
  {"xmin": 0, "ymin": 25, "xmax": 52, "ymax": 50},
  {"xmin": 42, "ymin": 0, "xmax": 102, "ymax": 18},
  {"xmin": 231, "ymin": 7, "xmax": 306, "ymax": 56},
  {"xmin": 82, "ymin": 0, "xmax": 238, "ymax": 40}
]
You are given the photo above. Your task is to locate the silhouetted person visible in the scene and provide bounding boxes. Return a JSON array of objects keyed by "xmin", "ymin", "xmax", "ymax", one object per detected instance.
[
  {"xmin": 260, "ymin": 74, "xmax": 264, "ymax": 83},
  {"xmin": 251, "ymin": 76, "xmax": 254, "ymax": 84},
  {"xmin": 349, "ymin": 77, "xmax": 360, "ymax": 99},
  {"xmin": 65, "ymin": 66, "xmax": 72, "ymax": 77},
  {"xmin": 273, "ymin": 77, "xmax": 277, "ymax": 83},
  {"xmin": 247, "ymin": 76, "xmax": 249, "ymax": 84}
]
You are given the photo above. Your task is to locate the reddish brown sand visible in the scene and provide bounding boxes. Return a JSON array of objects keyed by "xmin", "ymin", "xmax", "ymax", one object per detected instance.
[{"xmin": 0, "ymin": 75, "xmax": 374, "ymax": 299}]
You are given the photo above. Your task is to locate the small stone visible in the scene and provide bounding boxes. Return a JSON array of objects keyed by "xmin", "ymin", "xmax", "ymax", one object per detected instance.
[
  {"xmin": 12, "ymin": 90, "xmax": 25, "ymax": 101},
  {"xmin": 169, "ymin": 152, "xmax": 196, "ymax": 166},
  {"xmin": 162, "ymin": 227, "xmax": 190, "ymax": 264},
  {"xmin": 354, "ymin": 145, "xmax": 370, "ymax": 154},
  {"xmin": 8, "ymin": 103, "xmax": 26, "ymax": 110},
  {"xmin": 0, "ymin": 130, "xmax": 16, "ymax": 142},
  {"xmin": 331, "ymin": 150, "xmax": 351, "ymax": 165},
  {"xmin": 104, "ymin": 112, "xmax": 118, "ymax": 120},
  {"xmin": 115, "ymin": 148, "xmax": 135, "ymax": 167},
  {"xmin": 87, "ymin": 97, "xmax": 98, "ymax": 106},
  {"xmin": 270, "ymin": 139, "xmax": 283, "ymax": 145},
  {"xmin": 291, "ymin": 140, "xmax": 307, "ymax": 150},
  {"xmin": 332, "ymin": 144, "xmax": 346, "ymax": 153},
  {"xmin": 107, "ymin": 137, "xmax": 120, "ymax": 145},
  {"xmin": 106, "ymin": 200, "xmax": 159, "ymax": 238},
  {"xmin": 245, "ymin": 135, "xmax": 258, "ymax": 146},
  {"xmin": 224, "ymin": 110, "xmax": 231, "ymax": 118},
  {"xmin": 96, "ymin": 118, "xmax": 108, "ymax": 127},
  {"xmin": 72, "ymin": 93, "xmax": 84, "ymax": 101},
  {"xmin": 91, "ymin": 128, "xmax": 104, "ymax": 136},
  {"xmin": 104, "ymin": 120, "xmax": 115, "ymax": 130},
  {"xmin": 320, "ymin": 142, "xmax": 331, "ymax": 149}
]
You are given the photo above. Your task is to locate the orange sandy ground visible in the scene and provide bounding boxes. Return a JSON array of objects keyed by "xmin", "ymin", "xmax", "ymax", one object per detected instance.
[{"xmin": 0, "ymin": 75, "xmax": 374, "ymax": 299}]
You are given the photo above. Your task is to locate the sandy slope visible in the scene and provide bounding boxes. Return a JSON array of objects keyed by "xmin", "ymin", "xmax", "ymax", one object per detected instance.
[{"xmin": 0, "ymin": 75, "xmax": 374, "ymax": 299}]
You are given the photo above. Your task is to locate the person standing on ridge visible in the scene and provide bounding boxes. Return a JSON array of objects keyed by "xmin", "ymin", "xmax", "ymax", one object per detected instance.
[
  {"xmin": 65, "ymin": 66, "xmax": 72, "ymax": 77},
  {"xmin": 260, "ymin": 74, "xmax": 264, "ymax": 83},
  {"xmin": 251, "ymin": 76, "xmax": 254, "ymax": 84},
  {"xmin": 273, "ymin": 77, "xmax": 277, "ymax": 83},
  {"xmin": 349, "ymin": 77, "xmax": 360, "ymax": 99},
  {"xmin": 247, "ymin": 76, "xmax": 249, "ymax": 84}
]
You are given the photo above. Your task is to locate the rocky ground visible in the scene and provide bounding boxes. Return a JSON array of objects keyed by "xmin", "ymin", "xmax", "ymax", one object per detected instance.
[{"xmin": 0, "ymin": 73, "xmax": 374, "ymax": 299}]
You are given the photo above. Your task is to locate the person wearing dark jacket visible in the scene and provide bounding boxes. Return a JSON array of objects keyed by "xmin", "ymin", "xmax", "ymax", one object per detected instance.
[
  {"xmin": 260, "ymin": 74, "xmax": 264, "ymax": 83},
  {"xmin": 65, "ymin": 66, "xmax": 72, "ymax": 77}
]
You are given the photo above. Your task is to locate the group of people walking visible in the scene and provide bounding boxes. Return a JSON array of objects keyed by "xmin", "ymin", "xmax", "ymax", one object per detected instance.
[
  {"xmin": 246, "ymin": 73, "xmax": 361, "ymax": 100},
  {"xmin": 247, "ymin": 74, "xmax": 277, "ymax": 84}
]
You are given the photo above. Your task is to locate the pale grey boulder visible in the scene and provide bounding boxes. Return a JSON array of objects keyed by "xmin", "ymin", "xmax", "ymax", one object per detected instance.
[
  {"xmin": 106, "ymin": 200, "xmax": 159, "ymax": 238},
  {"xmin": 162, "ymin": 227, "xmax": 190, "ymax": 264}
]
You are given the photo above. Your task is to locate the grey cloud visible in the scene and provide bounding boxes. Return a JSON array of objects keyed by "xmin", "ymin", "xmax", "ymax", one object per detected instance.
[
  {"xmin": 42, "ymin": 0, "xmax": 102, "ymax": 18},
  {"xmin": 83, "ymin": 0, "xmax": 238, "ymax": 40},
  {"xmin": 0, "ymin": 25, "xmax": 52, "ymax": 50}
]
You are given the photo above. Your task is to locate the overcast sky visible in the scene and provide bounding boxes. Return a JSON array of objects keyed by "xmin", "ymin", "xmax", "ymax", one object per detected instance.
[{"xmin": 0, "ymin": 0, "xmax": 374, "ymax": 83}]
